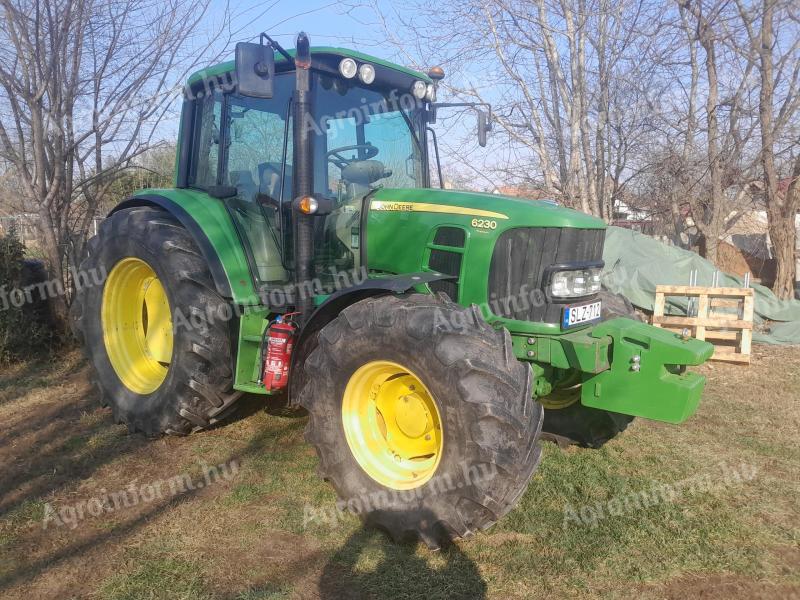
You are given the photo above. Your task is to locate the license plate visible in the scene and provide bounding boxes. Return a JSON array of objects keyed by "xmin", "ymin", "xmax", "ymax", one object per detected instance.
[{"xmin": 562, "ymin": 301, "xmax": 602, "ymax": 329}]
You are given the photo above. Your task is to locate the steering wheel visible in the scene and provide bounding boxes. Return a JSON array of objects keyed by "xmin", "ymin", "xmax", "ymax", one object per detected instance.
[{"xmin": 327, "ymin": 143, "xmax": 379, "ymax": 169}]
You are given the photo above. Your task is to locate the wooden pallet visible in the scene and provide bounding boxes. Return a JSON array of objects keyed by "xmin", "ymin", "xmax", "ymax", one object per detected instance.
[{"xmin": 652, "ymin": 285, "xmax": 755, "ymax": 364}]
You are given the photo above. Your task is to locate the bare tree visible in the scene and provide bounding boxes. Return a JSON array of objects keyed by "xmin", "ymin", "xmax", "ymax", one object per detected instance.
[
  {"xmin": 654, "ymin": 0, "xmax": 759, "ymax": 262},
  {"xmin": 736, "ymin": 0, "xmax": 800, "ymax": 299},
  {"xmin": 367, "ymin": 0, "xmax": 800, "ymax": 294},
  {"xmin": 363, "ymin": 0, "xmax": 664, "ymax": 219},
  {"xmin": 0, "ymin": 0, "xmax": 235, "ymax": 327}
]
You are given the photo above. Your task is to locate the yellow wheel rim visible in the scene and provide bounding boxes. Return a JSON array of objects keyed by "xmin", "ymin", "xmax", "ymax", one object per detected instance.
[
  {"xmin": 101, "ymin": 257, "xmax": 173, "ymax": 394},
  {"xmin": 342, "ymin": 361, "xmax": 443, "ymax": 490},
  {"xmin": 539, "ymin": 386, "xmax": 581, "ymax": 410}
]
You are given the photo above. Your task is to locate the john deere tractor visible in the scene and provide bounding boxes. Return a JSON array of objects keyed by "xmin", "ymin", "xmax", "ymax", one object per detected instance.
[{"xmin": 72, "ymin": 34, "xmax": 713, "ymax": 547}]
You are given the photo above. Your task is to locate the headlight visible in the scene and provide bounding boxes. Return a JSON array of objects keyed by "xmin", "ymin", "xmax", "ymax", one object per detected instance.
[
  {"xmin": 425, "ymin": 83, "xmax": 436, "ymax": 102},
  {"xmin": 339, "ymin": 58, "xmax": 357, "ymax": 79},
  {"xmin": 411, "ymin": 80, "xmax": 427, "ymax": 99},
  {"xmin": 358, "ymin": 63, "xmax": 375, "ymax": 84},
  {"xmin": 550, "ymin": 267, "xmax": 602, "ymax": 298}
]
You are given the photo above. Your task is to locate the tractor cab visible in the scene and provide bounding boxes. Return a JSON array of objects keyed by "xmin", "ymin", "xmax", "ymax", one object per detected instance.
[{"xmin": 178, "ymin": 41, "xmax": 435, "ymax": 294}]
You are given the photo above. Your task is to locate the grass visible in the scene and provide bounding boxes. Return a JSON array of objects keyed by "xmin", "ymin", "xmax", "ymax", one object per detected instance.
[
  {"xmin": 0, "ymin": 347, "xmax": 797, "ymax": 598},
  {"xmin": 101, "ymin": 541, "xmax": 212, "ymax": 600},
  {"xmin": 234, "ymin": 584, "xmax": 291, "ymax": 599}
]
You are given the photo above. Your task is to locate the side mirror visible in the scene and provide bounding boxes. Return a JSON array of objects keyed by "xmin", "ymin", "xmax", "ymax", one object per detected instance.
[
  {"xmin": 477, "ymin": 109, "xmax": 491, "ymax": 147},
  {"xmin": 235, "ymin": 42, "xmax": 274, "ymax": 98}
]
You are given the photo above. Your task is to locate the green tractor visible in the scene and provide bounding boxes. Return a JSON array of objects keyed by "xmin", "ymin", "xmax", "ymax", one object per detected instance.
[{"xmin": 72, "ymin": 34, "xmax": 713, "ymax": 547}]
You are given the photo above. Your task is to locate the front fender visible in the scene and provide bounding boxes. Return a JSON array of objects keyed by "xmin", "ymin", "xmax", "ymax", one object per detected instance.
[{"xmin": 288, "ymin": 273, "xmax": 456, "ymax": 404}]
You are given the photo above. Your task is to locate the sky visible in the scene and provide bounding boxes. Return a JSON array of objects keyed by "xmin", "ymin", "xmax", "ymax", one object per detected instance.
[{"xmin": 205, "ymin": 1, "xmax": 399, "ymax": 65}]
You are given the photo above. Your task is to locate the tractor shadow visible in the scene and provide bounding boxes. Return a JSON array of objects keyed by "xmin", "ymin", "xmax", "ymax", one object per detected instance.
[
  {"xmin": 318, "ymin": 517, "xmax": 488, "ymax": 600},
  {"xmin": 210, "ymin": 391, "xmax": 307, "ymax": 431},
  {"xmin": 0, "ymin": 363, "xmax": 298, "ymax": 523}
]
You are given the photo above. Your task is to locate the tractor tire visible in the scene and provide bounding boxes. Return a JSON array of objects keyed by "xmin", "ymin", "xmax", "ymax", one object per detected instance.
[
  {"xmin": 70, "ymin": 206, "xmax": 242, "ymax": 436},
  {"xmin": 540, "ymin": 289, "xmax": 641, "ymax": 449},
  {"xmin": 298, "ymin": 293, "xmax": 543, "ymax": 548}
]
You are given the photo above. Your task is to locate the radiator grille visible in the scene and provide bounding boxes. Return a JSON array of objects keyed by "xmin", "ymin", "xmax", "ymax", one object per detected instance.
[
  {"xmin": 488, "ymin": 228, "xmax": 605, "ymax": 322},
  {"xmin": 429, "ymin": 248, "xmax": 462, "ymax": 301},
  {"xmin": 433, "ymin": 226, "xmax": 466, "ymax": 248}
]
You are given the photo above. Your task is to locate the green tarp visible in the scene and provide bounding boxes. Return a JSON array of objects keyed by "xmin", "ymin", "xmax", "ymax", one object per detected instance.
[{"xmin": 602, "ymin": 226, "xmax": 800, "ymax": 345}]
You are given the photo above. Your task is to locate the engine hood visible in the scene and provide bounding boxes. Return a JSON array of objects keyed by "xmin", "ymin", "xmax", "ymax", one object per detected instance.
[{"xmin": 369, "ymin": 188, "xmax": 605, "ymax": 230}]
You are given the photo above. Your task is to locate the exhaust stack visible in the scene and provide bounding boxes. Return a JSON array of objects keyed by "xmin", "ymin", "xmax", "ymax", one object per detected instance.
[{"xmin": 292, "ymin": 32, "xmax": 314, "ymax": 319}]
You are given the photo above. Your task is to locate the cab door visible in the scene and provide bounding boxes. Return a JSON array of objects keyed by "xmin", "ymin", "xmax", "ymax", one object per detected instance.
[{"xmin": 188, "ymin": 74, "xmax": 295, "ymax": 290}]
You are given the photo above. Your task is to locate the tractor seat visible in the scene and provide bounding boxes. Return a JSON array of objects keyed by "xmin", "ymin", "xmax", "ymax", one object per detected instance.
[
  {"xmin": 230, "ymin": 170, "xmax": 259, "ymax": 202},
  {"xmin": 258, "ymin": 162, "xmax": 292, "ymax": 203}
]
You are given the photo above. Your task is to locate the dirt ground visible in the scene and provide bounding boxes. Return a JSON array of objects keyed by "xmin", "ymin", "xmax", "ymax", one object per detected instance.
[{"xmin": 0, "ymin": 345, "xmax": 798, "ymax": 599}]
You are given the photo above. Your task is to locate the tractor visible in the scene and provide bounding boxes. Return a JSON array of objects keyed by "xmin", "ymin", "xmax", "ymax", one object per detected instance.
[{"xmin": 72, "ymin": 33, "xmax": 714, "ymax": 547}]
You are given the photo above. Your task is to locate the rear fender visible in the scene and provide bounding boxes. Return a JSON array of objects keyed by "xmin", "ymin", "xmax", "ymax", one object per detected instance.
[{"xmin": 111, "ymin": 190, "xmax": 258, "ymax": 304}]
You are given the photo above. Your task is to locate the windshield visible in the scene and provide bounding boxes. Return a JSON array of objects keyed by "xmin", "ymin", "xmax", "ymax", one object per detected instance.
[
  {"xmin": 293, "ymin": 75, "xmax": 428, "ymax": 288},
  {"xmin": 313, "ymin": 74, "xmax": 427, "ymax": 199}
]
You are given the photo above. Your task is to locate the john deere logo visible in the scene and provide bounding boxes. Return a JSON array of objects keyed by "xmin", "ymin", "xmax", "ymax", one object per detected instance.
[
  {"xmin": 370, "ymin": 200, "xmax": 508, "ymax": 220},
  {"xmin": 372, "ymin": 202, "xmax": 414, "ymax": 211}
]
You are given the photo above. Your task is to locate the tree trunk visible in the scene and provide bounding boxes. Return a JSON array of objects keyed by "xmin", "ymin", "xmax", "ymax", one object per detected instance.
[
  {"xmin": 768, "ymin": 208, "xmax": 796, "ymax": 299},
  {"xmin": 701, "ymin": 31, "xmax": 726, "ymax": 266},
  {"xmin": 770, "ymin": 155, "xmax": 800, "ymax": 299},
  {"xmin": 37, "ymin": 208, "xmax": 70, "ymax": 332},
  {"xmin": 703, "ymin": 232, "xmax": 720, "ymax": 265},
  {"xmin": 756, "ymin": 0, "xmax": 798, "ymax": 300},
  {"xmin": 670, "ymin": 194, "xmax": 687, "ymax": 246}
]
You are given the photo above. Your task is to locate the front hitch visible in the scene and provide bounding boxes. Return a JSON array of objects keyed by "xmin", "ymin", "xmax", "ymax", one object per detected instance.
[{"xmin": 580, "ymin": 318, "xmax": 714, "ymax": 423}]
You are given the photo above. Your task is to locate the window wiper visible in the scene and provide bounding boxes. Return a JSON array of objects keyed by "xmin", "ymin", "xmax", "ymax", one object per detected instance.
[{"xmin": 260, "ymin": 33, "xmax": 294, "ymax": 66}]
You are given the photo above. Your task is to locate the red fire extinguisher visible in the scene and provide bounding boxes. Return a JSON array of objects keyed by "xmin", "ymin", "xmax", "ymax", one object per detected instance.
[{"xmin": 261, "ymin": 313, "xmax": 299, "ymax": 392}]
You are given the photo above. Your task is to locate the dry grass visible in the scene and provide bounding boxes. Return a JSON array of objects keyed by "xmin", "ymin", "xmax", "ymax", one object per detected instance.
[{"xmin": 0, "ymin": 346, "xmax": 798, "ymax": 599}]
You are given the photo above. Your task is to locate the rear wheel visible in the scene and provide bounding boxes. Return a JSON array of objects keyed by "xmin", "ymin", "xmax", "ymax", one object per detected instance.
[
  {"xmin": 540, "ymin": 290, "xmax": 640, "ymax": 448},
  {"xmin": 71, "ymin": 206, "xmax": 242, "ymax": 436},
  {"xmin": 299, "ymin": 294, "xmax": 543, "ymax": 548}
]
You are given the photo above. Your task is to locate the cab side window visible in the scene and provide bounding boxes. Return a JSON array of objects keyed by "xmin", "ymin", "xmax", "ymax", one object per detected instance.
[
  {"xmin": 226, "ymin": 93, "xmax": 293, "ymax": 203},
  {"xmin": 188, "ymin": 89, "xmax": 222, "ymax": 189}
]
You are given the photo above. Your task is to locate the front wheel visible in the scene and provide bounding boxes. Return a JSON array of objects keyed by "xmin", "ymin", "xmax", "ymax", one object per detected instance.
[{"xmin": 299, "ymin": 294, "xmax": 543, "ymax": 548}]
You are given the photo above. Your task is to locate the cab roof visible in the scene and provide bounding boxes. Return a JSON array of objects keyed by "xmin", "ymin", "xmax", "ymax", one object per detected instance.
[{"xmin": 187, "ymin": 46, "xmax": 432, "ymax": 87}]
